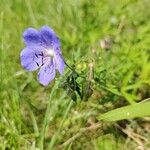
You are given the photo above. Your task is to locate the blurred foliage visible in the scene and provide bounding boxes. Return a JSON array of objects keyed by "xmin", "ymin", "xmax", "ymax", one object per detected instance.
[{"xmin": 0, "ymin": 0, "xmax": 150, "ymax": 149}]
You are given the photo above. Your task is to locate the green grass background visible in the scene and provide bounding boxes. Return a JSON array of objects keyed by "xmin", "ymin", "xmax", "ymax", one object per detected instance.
[{"xmin": 0, "ymin": 0, "xmax": 150, "ymax": 149}]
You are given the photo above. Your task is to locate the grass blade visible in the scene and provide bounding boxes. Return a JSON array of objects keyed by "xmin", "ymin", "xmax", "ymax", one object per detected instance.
[{"xmin": 97, "ymin": 101, "xmax": 150, "ymax": 121}]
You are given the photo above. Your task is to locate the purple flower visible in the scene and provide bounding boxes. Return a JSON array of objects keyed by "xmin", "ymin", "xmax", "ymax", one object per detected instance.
[{"xmin": 20, "ymin": 26, "xmax": 65, "ymax": 86}]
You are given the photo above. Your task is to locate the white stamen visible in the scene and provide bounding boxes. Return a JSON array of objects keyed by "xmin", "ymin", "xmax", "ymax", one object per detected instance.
[{"xmin": 46, "ymin": 48, "xmax": 54, "ymax": 57}]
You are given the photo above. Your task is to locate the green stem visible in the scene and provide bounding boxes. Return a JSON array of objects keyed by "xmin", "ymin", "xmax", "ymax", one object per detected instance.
[
  {"xmin": 38, "ymin": 86, "xmax": 56, "ymax": 150},
  {"xmin": 65, "ymin": 61, "xmax": 74, "ymax": 71}
]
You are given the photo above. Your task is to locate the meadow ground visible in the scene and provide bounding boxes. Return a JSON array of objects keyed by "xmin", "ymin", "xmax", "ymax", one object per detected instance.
[{"xmin": 0, "ymin": 0, "xmax": 150, "ymax": 149}]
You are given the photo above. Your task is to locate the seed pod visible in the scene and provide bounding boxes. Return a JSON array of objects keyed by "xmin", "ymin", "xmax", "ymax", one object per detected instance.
[{"xmin": 82, "ymin": 82, "xmax": 93, "ymax": 101}]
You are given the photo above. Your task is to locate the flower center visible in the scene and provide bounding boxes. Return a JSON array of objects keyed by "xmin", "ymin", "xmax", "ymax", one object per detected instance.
[{"xmin": 45, "ymin": 48, "xmax": 54, "ymax": 57}]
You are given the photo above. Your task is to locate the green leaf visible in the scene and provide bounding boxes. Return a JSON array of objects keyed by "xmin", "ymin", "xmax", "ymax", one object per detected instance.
[{"xmin": 97, "ymin": 101, "xmax": 150, "ymax": 121}]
